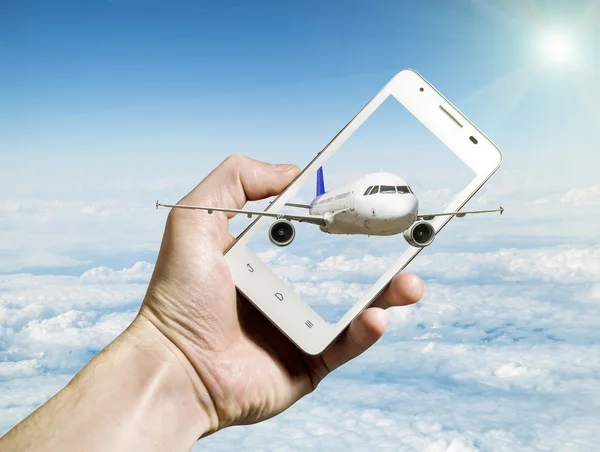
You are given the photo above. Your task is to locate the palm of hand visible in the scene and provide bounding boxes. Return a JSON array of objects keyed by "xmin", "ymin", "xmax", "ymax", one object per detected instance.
[{"xmin": 141, "ymin": 206, "xmax": 321, "ymax": 430}]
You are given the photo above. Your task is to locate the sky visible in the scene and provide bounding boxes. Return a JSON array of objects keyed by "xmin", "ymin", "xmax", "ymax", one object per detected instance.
[{"xmin": 1, "ymin": 0, "xmax": 600, "ymax": 450}]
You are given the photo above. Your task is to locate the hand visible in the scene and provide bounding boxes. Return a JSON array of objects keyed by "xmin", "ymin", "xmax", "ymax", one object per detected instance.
[{"xmin": 139, "ymin": 155, "xmax": 424, "ymax": 436}]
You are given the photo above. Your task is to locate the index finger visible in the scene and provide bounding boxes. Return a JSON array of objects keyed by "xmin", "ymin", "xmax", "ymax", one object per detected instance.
[{"xmin": 181, "ymin": 154, "xmax": 300, "ymax": 213}]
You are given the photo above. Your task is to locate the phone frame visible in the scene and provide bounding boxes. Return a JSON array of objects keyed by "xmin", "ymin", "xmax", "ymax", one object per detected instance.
[{"xmin": 224, "ymin": 69, "xmax": 503, "ymax": 355}]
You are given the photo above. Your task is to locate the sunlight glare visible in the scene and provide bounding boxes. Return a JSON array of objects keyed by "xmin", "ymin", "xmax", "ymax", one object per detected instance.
[{"xmin": 538, "ymin": 31, "xmax": 579, "ymax": 67}]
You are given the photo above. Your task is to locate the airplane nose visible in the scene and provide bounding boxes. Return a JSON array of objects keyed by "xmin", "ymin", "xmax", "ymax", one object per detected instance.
[
  {"xmin": 409, "ymin": 196, "xmax": 418, "ymax": 216},
  {"xmin": 363, "ymin": 194, "xmax": 418, "ymax": 233},
  {"xmin": 386, "ymin": 196, "xmax": 417, "ymax": 220}
]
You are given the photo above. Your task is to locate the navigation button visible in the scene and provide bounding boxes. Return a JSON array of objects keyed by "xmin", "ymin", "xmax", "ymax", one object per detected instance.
[
  {"xmin": 275, "ymin": 292, "xmax": 284, "ymax": 301},
  {"xmin": 246, "ymin": 263, "xmax": 254, "ymax": 273}
]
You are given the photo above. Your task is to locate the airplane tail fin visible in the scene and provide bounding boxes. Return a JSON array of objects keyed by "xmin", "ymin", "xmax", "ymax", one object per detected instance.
[{"xmin": 316, "ymin": 167, "xmax": 325, "ymax": 197}]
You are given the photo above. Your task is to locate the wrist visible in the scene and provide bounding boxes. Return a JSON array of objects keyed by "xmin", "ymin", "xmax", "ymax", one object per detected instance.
[
  {"xmin": 120, "ymin": 315, "xmax": 217, "ymax": 441},
  {"xmin": 57, "ymin": 314, "xmax": 217, "ymax": 450}
]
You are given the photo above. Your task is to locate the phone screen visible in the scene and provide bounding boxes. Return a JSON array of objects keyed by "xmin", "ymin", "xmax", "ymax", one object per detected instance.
[{"xmin": 244, "ymin": 95, "xmax": 475, "ymax": 324}]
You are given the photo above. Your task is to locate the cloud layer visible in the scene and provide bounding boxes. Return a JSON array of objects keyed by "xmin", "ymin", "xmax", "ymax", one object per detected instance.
[{"xmin": 2, "ymin": 241, "xmax": 599, "ymax": 450}]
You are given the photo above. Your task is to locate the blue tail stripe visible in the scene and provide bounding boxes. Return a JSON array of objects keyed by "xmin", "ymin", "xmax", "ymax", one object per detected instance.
[{"xmin": 316, "ymin": 167, "xmax": 325, "ymax": 196}]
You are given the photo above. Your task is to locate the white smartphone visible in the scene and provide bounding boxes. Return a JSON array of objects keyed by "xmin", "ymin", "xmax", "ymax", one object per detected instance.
[{"xmin": 162, "ymin": 69, "xmax": 503, "ymax": 355}]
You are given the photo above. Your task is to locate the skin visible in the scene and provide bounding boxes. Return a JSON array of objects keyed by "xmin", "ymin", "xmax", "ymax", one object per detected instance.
[{"xmin": 0, "ymin": 155, "xmax": 424, "ymax": 451}]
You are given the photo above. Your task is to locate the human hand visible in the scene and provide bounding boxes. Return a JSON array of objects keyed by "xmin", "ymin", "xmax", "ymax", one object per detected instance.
[{"xmin": 138, "ymin": 155, "xmax": 424, "ymax": 437}]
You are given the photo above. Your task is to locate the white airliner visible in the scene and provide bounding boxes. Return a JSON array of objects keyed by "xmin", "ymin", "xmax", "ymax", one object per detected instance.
[{"xmin": 157, "ymin": 167, "xmax": 503, "ymax": 248}]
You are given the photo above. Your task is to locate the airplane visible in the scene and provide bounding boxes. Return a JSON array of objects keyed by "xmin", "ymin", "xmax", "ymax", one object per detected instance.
[{"xmin": 157, "ymin": 167, "xmax": 503, "ymax": 248}]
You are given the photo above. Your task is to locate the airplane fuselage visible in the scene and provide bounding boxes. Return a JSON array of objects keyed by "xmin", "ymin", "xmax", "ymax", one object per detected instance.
[{"xmin": 308, "ymin": 172, "xmax": 419, "ymax": 236}]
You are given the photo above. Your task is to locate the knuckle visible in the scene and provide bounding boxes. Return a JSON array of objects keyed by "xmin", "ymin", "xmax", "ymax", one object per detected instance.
[
  {"xmin": 166, "ymin": 199, "xmax": 194, "ymax": 225},
  {"xmin": 223, "ymin": 154, "xmax": 247, "ymax": 167},
  {"xmin": 165, "ymin": 206, "xmax": 182, "ymax": 225}
]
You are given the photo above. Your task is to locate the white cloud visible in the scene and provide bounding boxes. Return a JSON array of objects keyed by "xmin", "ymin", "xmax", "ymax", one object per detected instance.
[
  {"xmin": 493, "ymin": 362, "xmax": 531, "ymax": 378},
  {"xmin": 0, "ymin": 269, "xmax": 149, "ymax": 321},
  {"xmin": 412, "ymin": 246, "xmax": 600, "ymax": 284},
  {"xmin": 0, "ymin": 360, "xmax": 40, "ymax": 380},
  {"xmin": 533, "ymin": 182, "xmax": 600, "ymax": 212},
  {"xmin": 317, "ymin": 254, "xmax": 392, "ymax": 277},
  {"xmin": 256, "ymin": 245, "xmax": 600, "ymax": 291},
  {"xmin": 80, "ymin": 261, "xmax": 154, "ymax": 283},
  {"xmin": 292, "ymin": 280, "xmax": 370, "ymax": 307},
  {"xmin": 0, "ymin": 198, "xmax": 165, "ymax": 272},
  {"xmin": 2, "ymin": 244, "xmax": 600, "ymax": 449},
  {"xmin": 0, "ymin": 263, "xmax": 147, "ymax": 377},
  {"xmin": 560, "ymin": 184, "xmax": 600, "ymax": 206},
  {"xmin": 19, "ymin": 310, "xmax": 134, "ymax": 350}
]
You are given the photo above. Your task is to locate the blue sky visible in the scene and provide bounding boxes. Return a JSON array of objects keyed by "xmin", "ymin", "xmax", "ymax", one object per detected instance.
[
  {"xmin": 3, "ymin": 0, "xmax": 599, "ymax": 173},
  {"xmin": 2, "ymin": 0, "xmax": 600, "ymax": 450}
]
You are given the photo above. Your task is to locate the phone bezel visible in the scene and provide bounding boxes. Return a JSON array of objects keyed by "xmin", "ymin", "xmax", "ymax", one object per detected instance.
[{"xmin": 224, "ymin": 69, "xmax": 502, "ymax": 355}]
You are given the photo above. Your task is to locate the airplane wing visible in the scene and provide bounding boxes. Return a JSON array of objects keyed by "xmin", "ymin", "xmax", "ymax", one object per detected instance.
[
  {"xmin": 156, "ymin": 202, "xmax": 326, "ymax": 226},
  {"xmin": 267, "ymin": 201, "xmax": 311, "ymax": 209},
  {"xmin": 419, "ymin": 206, "xmax": 504, "ymax": 221},
  {"xmin": 284, "ymin": 202, "xmax": 311, "ymax": 209}
]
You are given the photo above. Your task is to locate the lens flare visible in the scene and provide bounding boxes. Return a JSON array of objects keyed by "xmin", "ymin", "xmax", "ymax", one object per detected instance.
[{"xmin": 538, "ymin": 31, "xmax": 579, "ymax": 67}]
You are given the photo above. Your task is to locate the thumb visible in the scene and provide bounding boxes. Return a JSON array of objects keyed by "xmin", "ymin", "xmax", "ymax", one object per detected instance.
[{"xmin": 182, "ymin": 154, "xmax": 300, "ymax": 211}]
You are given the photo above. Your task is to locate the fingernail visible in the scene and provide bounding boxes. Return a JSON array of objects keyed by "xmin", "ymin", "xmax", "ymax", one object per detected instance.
[{"xmin": 274, "ymin": 164, "xmax": 295, "ymax": 172}]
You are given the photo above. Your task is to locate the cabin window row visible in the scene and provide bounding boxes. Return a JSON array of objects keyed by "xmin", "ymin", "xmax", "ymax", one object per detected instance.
[
  {"xmin": 314, "ymin": 192, "xmax": 351, "ymax": 206},
  {"xmin": 362, "ymin": 185, "xmax": 413, "ymax": 196}
]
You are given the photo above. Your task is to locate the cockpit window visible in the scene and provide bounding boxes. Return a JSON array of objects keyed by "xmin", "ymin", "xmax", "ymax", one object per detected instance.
[
  {"xmin": 369, "ymin": 185, "xmax": 379, "ymax": 195},
  {"xmin": 363, "ymin": 186, "xmax": 373, "ymax": 196},
  {"xmin": 380, "ymin": 185, "xmax": 396, "ymax": 194},
  {"xmin": 396, "ymin": 186, "xmax": 410, "ymax": 194}
]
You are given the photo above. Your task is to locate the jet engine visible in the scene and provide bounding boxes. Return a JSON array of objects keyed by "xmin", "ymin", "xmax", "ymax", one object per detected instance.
[
  {"xmin": 403, "ymin": 220, "xmax": 435, "ymax": 247},
  {"xmin": 268, "ymin": 220, "xmax": 296, "ymax": 247}
]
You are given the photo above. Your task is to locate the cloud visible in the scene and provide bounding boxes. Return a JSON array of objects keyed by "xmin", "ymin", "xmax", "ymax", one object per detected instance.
[
  {"xmin": 80, "ymin": 261, "xmax": 154, "ymax": 283},
  {"xmin": 255, "ymin": 245, "xmax": 600, "ymax": 289},
  {"xmin": 412, "ymin": 246, "xmax": 600, "ymax": 284},
  {"xmin": 0, "ymin": 198, "xmax": 165, "ymax": 272},
  {"xmin": 2, "ymin": 248, "xmax": 600, "ymax": 449},
  {"xmin": 0, "ymin": 263, "xmax": 148, "ymax": 377},
  {"xmin": 493, "ymin": 362, "xmax": 532, "ymax": 378},
  {"xmin": 534, "ymin": 183, "xmax": 600, "ymax": 208},
  {"xmin": 560, "ymin": 184, "xmax": 600, "ymax": 206},
  {"xmin": 19, "ymin": 310, "xmax": 134, "ymax": 350}
]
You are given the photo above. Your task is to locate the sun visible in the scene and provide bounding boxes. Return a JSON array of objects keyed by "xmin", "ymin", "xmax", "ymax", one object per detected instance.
[{"xmin": 537, "ymin": 30, "xmax": 579, "ymax": 67}]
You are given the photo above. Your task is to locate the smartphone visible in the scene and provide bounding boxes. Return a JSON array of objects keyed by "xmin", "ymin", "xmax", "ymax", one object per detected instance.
[{"xmin": 168, "ymin": 69, "xmax": 503, "ymax": 355}]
